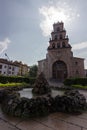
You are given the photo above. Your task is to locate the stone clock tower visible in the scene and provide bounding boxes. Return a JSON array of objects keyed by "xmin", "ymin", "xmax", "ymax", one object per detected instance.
[{"xmin": 38, "ymin": 22, "xmax": 85, "ymax": 82}]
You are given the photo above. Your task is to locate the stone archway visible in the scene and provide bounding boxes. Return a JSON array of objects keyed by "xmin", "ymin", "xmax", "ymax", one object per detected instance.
[{"xmin": 52, "ymin": 60, "xmax": 67, "ymax": 81}]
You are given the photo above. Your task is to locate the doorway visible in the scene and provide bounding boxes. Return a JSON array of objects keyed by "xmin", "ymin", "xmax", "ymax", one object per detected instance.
[{"xmin": 52, "ymin": 61, "xmax": 67, "ymax": 81}]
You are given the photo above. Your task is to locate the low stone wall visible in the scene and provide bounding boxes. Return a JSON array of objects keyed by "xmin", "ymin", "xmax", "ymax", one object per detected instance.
[{"xmin": 0, "ymin": 88, "xmax": 86, "ymax": 118}]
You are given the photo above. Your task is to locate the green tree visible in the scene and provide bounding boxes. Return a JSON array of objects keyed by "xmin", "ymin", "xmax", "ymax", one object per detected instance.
[{"xmin": 29, "ymin": 65, "xmax": 38, "ymax": 77}]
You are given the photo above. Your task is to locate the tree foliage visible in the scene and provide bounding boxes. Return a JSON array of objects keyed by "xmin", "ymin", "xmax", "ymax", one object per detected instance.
[{"xmin": 29, "ymin": 65, "xmax": 38, "ymax": 77}]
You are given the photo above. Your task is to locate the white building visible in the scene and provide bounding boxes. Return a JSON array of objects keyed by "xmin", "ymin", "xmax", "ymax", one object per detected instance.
[{"xmin": 0, "ymin": 59, "xmax": 19, "ymax": 76}]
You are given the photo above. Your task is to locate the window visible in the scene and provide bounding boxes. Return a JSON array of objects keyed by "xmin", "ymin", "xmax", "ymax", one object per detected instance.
[
  {"xmin": 9, "ymin": 66, "xmax": 11, "ymax": 69},
  {"xmin": 0, "ymin": 71, "xmax": 2, "ymax": 74},
  {"xmin": 60, "ymin": 34, "xmax": 62, "ymax": 39},
  {"xmin": 0, "ymin": 65, "xmax": 2, "ymax": 69},
  {"xmin": 75, "ymin": 61, "xmax": 78, "ymax": 65},
  {"xmin": 8, "ymin": 71, "xmax": 11, "ymax": 74},
  {"xmin": 4, "ymin": 65, "xmax": 7, "ymax": 68},
  {"xmin": 57, "ymin": 43, "xmax": 60, "ymax": 48},
  {"xmin": 4, "ymin": 72, "xmax": 6, "ymax": 74},
  {"xmin": 62, "ymin": 42, "xmax": 66, "ymax": 47},
  {"xmin": 52, "ymin": 43, "xmax": 55, "ymax": 48},
  {"xmin": 12, "ymin": 67, "xmax": 15, "ymax": 71},
  {"xmin": 54, "ymin": 35, "xmax": 57, "ymax": 40},
  {"xmin": 57, "ymin": 27, "xmax": 60, "ymax": 31},
  {"xmin": 12, "ymin": 72, "xmax": 14, "ymax": 75}
]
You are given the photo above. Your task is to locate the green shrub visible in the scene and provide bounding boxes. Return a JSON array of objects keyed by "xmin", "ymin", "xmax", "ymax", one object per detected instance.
[
  {"xmin": 0, "ymin": 75, "xmax": 36, "ymax": 85},
  {"xmin": 28, "ymin": 77, "xmax": 36, "ymax": 85},
  {"xmin": 0, "ymin": 83, "xmax": 30, "ymax": 88},
  {"xmin": 64, "ymin": 78, "xmax": 87, "ymax": 86}
]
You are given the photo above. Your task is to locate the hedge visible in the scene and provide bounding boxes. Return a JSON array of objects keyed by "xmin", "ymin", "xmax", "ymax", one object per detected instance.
[
  {"xmin": 64, "ymin": 78, "xmax": 87, "ymax": 86},
  {"xmin": 0, "ymin": 75, "xmax": 36, "ymax": 85}
]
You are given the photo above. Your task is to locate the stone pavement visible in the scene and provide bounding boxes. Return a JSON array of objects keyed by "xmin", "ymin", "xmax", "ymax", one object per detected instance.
[{"xmin": 0, "ymin": 90, "xmax": 87, "ymax": 130}]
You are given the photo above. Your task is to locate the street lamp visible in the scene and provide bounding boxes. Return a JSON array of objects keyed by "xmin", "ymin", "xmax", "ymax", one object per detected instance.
[
  {"xmin": 5, "ymin": 53, "xmax": 10, "ymax": 76},
  {"xmin": 5, "ymin": 53, "xmax": 10, "ymax": 61}
]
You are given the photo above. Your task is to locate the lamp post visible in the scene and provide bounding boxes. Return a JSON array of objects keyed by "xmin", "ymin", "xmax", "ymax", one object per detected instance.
[
  {"xmin": 5, "ymin": 53, "xmax": 10, "ymax": 61},
  {"xmin": 5, "ymin": 53, "xmax": 10, "ymax": 76}
]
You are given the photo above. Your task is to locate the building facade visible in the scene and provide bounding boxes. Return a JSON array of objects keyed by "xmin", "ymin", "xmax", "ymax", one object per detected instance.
[
  {"xmin": 13, "ymin": 61, "xmax": 30, "ymax": 76},
  {"xmin": 0, "ymin": 59, "xmax": 19, "ymax": 76},
  {"xmin": 38, "ymin": 22, "xmax": 85, "ymax": 81},
  {"xmin": 0, "ymin": 59, "xmax": 30, "ymax": 76}
]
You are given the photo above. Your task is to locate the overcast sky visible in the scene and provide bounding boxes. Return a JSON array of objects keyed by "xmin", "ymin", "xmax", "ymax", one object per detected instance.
[{"xmin": 0, "ymin": 0, "xmax": 87, "ymax": 68}]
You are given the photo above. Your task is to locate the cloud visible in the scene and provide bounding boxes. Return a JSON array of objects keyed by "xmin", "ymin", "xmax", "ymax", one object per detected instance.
[
  {"xmin": 0, "ymin": 38, "xmax": 11, "ymax": 54},
  {"xmin": 72, "ymin": 41, "xmax": 87, "ymax": 50},
  {"xmin": 72, "ymin": 41, "xmax": 87, "ymax": 69},
  {"xmin": 39, "ymin": 2, "xmax": 80, "ymax": 36}
]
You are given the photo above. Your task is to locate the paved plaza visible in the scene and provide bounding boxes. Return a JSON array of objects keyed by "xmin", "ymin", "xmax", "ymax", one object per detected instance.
[{"xmin": 0, "ymin": 90, "xmax": 87, "ymax": 130}]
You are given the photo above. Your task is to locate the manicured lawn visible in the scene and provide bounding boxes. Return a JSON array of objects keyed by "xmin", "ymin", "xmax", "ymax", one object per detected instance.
[
  {"xmin": 0, "ymin": 82, "xmax": 30, "ymax": 88},
  {"xmin": 72, "ymin": 84, "xmax": 87, "ymax": 89}
]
